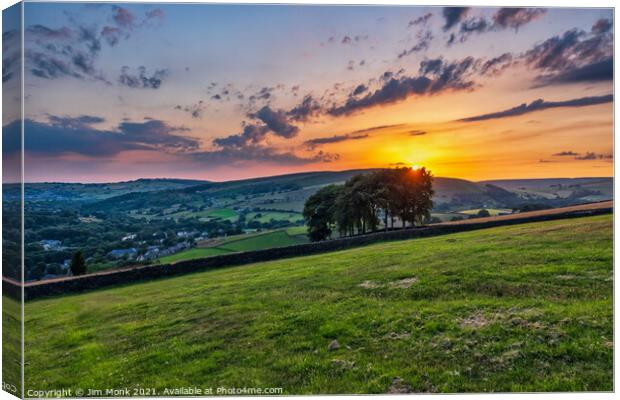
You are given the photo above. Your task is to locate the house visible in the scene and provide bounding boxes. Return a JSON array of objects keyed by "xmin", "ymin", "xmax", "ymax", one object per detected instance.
[
  {"xmin": 121, "ymin": 234, "xmax": 137, "ymax": 241},
  {"xmin": 39, "ymin": 240, "xmax": 61, "ymax": 251},
  {"xmin": 138, "ymin": 246, "xmax": 161, "ymax": 261},
  {"xmin": 108, "ymin": 248, "xmax": 138, "ymax": 259},
  {"xmin": 158, "ymin": 242, "xmax": 190, "ymax": 257},
  {"xmin": 176, "ymin": 231, "xmax": 198, "ymax": 238}
]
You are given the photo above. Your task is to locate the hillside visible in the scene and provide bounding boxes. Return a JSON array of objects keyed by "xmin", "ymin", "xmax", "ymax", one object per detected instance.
[
  {"xmin": 22, "ymin": 215, "xmax": 612, "ymax": 393},
  {"xmin": 483, "ymin": 178, "xmax": 613, "ymax": 204},
  {"xmin": 9, "ymin": 171, "xmax": 612, "ymax": 281},
  {"xmin": 80, "ymin": 173, "xmax": 612, "ymax": 216}
]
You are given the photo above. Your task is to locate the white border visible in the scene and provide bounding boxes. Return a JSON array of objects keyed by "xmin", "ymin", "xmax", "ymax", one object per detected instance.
[{"xmin": 0, "ymin": 1, "xmax": 616, "ymax": 400}]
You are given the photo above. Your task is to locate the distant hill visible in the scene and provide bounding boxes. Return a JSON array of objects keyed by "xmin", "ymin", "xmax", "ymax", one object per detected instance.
[
  {"xmin": 482, "ymin": 177, "xmax": 613, "ymax": 205},
  {"xmin": 12, "ymin": 171, "xmax": 612, "ymax": 214},
  {"xmin": 5, "ymin": 178, "xmax": 207, "ymax": 203}
]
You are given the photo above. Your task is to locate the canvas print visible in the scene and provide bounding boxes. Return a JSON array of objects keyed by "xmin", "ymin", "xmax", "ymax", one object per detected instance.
[{"xmin": 2, "ymin": 1, "xmax": 614, "ymax": 396}]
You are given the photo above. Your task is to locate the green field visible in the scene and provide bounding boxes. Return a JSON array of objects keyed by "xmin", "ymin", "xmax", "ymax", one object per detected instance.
[
  {"xmin": 458, "ymin": 208, "xmax": 513, "ymax": 216},
  {"xmin": 247, "ymin": 211, "xmax": 303, "ymax": 223},
  {"xmin": 205, "ymin": 208, "xmax": 237, "ymax": 219},
  {"xmin": 158, "ymin": 247, "xmax": 232, "ymax": 264},
  {"xmin": 23, "ymin": 215, "xmax": 612, "ymax": 393},
  {"xmin": 221, "ymin": 230, "xmax": 307, "ymax": 252},
  {"xmin": 159, "ymin": 228, "xmax": 309, "ymax": 264}
]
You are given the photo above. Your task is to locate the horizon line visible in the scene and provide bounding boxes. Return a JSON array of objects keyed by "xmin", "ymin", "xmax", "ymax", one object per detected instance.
[{"xmin": 5, "ymin": 170, "xmax": 615, "ymax": 186}]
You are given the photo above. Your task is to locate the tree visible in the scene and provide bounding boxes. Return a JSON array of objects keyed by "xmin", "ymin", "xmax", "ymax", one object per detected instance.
[
  {"xmin": 303, "ymin": 185, "xmax": 342, "ymax": 241},
  {"xmin": 70, "ymin": 251, "xmax": 87, "ymax": 276},
  {"xmin": 390, "ymin": 167, "xmax": 434, "ymax": 227},
  {"xmin": 477, "ymin": 209, "xmax": 491, "ymax": 218},
  {"xmin": 302, "ymin": 166, "xmax": 435, "ymax": 240}
]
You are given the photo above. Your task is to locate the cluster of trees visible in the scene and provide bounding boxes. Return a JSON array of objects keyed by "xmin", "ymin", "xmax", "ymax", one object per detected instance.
[{"xmin": 303, "ymin": 167, "xmax": 434, "ymax": 242}]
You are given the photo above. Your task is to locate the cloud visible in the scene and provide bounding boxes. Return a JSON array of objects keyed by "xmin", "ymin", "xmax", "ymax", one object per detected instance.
[
  {"xmin": 303, "ymin": 133, "xmax": 369, "ymax": 149},
  {"xmin": 592, "ymin": 18, "xmax": 612, "ymax": 34},
  {"xmin": 459, "ymin": 94, "xmax": 613, "ymax": 122},
  {"xmin": 553, "ymin": 151, "xmax": 580, "ymax": 156},
  {"xmin": 460, "ymin": 17, "xmax": 489, "ymax": 34},
  {"xmin": 575, "ymin": 152, "xmax": 613, "ymax": 160},
  {"xmin": 213, "ymin": 124, "xmax": 270, "ymax": 148},
  {"xmin": 352, "ymin": 84, "xmax": 368, "ymax": 96},
  {"xmin": 3, "ymin": 117, "xmax": 199, "ymax": 157},
  {"xmin": 287, "ymin": 95, "xmax": 322, "ymax": 122},
  {"xmin": 492, "ymin": 8, "xmax": 547, "ymax": 30},
  {"xmin": 22, "ymin": 5, "xmax": 165, "ymax": 84},
  {"xmin": 118, "ymin": 66, "xmax": 168, "ymax": 89},
  {"xmin": 25, "ymin": 24, "xmax": 107, "ymax": 82},
  {"xmin": 248, "ymin": 86, "xmax": 274, "ymax": 103},
  {"xmin": 112, "ymin": 6, "xmax": 135, "ymax": 29},
  {"xmin": 252, "ymin": 106, "xmax": 299, "ymax": 138},
  {"xmin": 102, "ymin": 6, "xmax": 163, "ymax": 42},
  {"xmin": 534, "ymin": 58, "xmax": 613, "ymax": 86},
  {"xmin": 409, "ymin": 130, "xmax": 427, "ymax": 136},
  {"xmin": 214, "ymin": 103, "xmax": 303, "ymax": 151},
  {"xmin": 409, "ymin": 13, "xmax": 432, "ymax": 27},
  {"xmin": 2, "ymin": 29, "xmax": 20, "ymax": 83},
  {"xmin": 100, "ymin": 26, "xmax": 124, "ymax": 46},
  {"xmin": 398, "ymin": 30, "xmax": 433, "ymax": 58},
  {"xmin": 442, "ymin": 7, "xmax": 470, "ymax": 31},
  {"xmin": 174, "ymin": 101, "xmax": 205, "ymax": 119},
  {"xmin": 47, "ymin": 115, "xmax": 105, "ymax": 129},
  {"xmin": 478, "ymin": 53, "xmax": 514, "ymax": 76},
  {"xmin": 328, "ymin": 57, "xmax": 478, "ymax": 116},
  {"xmin": 446, "ymin": 8, "xmax": 546, "ymax": 46},
  {"xmin": 524, "ymin": 27, "xmax": 612, "ymax": 86},
  {"xmin": 209, "ymin": 120, "xmax": 337, "ymax": 166},
  {"xmin": 191, "ymin": 147, "xmax": 338, "ymax": 166}
]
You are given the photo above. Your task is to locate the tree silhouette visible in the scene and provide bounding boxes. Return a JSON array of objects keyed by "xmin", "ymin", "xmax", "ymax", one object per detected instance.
[
  {"xmin": 303, "ymin": 185, "xmax": 342, "ymax": 241},
  {"xmin": 303, "ymin": 167, "xmax": 435, "ymax": 241},
  {"xmin": 70, "ymin": 251, "xmax": 87, "ymax": 276},
  {"xmin": 477, "ymin": 209, "xmax": 491, "ymax": 218}
]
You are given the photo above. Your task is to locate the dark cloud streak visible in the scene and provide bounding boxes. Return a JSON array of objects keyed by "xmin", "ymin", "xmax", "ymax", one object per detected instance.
[{"xmin": 459, "ymin": 94, "xmax": 613, "ymax": 122}]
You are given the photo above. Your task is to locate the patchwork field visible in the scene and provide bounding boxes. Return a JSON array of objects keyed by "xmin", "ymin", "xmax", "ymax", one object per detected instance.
[
  {"xmin": 22, "ymin": 215, "xmax": 612, "ymax": 393},
  {"xmin": 159, "ymin": 228, "xmax": 309, "ymax": 264},
  {"xmin": 458, "ymin": 208, "xmax": 513, "ymax": 216}
]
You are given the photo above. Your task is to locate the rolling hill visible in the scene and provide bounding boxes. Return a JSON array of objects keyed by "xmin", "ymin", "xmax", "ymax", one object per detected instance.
[
  {"xmin": 21, "ymin": 214, "xmax": 613, "ymax": 393},
  {"xmin": 9, "ymin": 170, "xmax": 612, "ymax": 280},
  {"xmin": 79, "ymin": 171, "xmax": 612, "ymax": 216}
]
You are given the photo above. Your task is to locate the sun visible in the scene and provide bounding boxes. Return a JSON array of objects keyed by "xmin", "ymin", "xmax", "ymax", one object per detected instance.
[{"xmin": 411, "ymin": 164, "xmax": 421, "ymax": 171}]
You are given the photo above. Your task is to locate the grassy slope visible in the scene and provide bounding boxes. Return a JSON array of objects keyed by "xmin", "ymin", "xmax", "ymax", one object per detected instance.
[
  {"xmin": 158, "ymin": 247, "xmax": 233, "ymax": 264},
  {"xmin": 219, "ymin": 230, "xmax": 307, "ymax": 252},
  {"xmin": 2, "ymin": 298, "xmax": 22, "ymax": 395},
  {"xmin": 23, "ymin": 215, "xmax": 612, "ymax": 393}
]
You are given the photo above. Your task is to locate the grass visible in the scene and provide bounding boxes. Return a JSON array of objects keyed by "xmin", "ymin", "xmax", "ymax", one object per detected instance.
[
  {"xmin": 23, "ymin": 215, "xmax": 612, "ymax": 393},
  {"xmin": 247, "ymin": 211, "xmax": 303, "ymax": 223},
  {"xmin": 205, "ymin": 208, "xmax": 237, "ymax": 219},
  {"xmin": 2, "ymin": 297, "xmax": 22, "ymax": 396},
  {"xmin": 458, "ymin": 208, "xmax": 513, "ymax": 216},
  {"xmin": 219, "ymin": 230, "xmax": 308, "ymax": 252},
  {"xmin": 158, "ymin": 229, "xmax": 309, "ymax": 264},
  {"xmin": 285, "ymin": 225, "xmax": 308, "ymax": 235},
  {"xmin": 158, "ymin": 247, "xmax": 232, "ymax": 264}
]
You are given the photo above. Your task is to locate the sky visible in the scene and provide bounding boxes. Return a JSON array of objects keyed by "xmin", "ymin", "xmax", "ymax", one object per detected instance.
[{"xmin": 1, "ymin": 3, "xmax": 614, "ymax": 183}]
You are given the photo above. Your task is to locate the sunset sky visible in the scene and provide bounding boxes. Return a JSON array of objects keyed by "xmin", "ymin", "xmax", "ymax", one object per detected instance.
[{"xmin": 2, "ymin": 3, "xmax": 614, "ymax": 183}]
